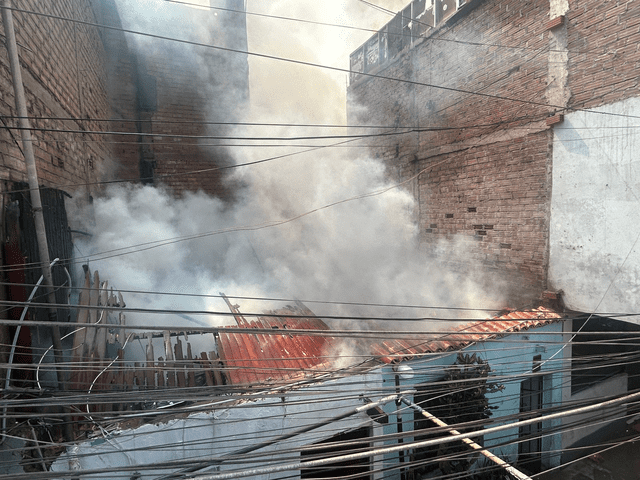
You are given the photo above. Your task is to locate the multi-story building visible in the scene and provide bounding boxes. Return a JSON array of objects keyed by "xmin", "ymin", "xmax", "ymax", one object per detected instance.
[
  {"xmin": 348, "ymin": 0, "xmax": 640, "ymax": 319},
  {"xmin": 0, "ymin": 0, "xmax": 248, "ymax": 404}
]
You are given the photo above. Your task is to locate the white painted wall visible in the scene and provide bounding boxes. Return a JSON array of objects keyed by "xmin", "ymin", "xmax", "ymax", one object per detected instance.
[
  {"xmin": 51, "ymin": 373, "xmax": 383, "ymax": 480},
  {"xmin": 549, "ymin": 98, "xmax": 640, "ymax": 321},
  {"xmin": 561, "ymin": 373, "xmax": 627, "ymax": 449}
]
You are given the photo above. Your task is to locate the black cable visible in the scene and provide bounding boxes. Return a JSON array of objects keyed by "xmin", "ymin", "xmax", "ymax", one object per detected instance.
[{"xmin": 4, "ymin": 5, "xmax": 640, "ymax": 122}]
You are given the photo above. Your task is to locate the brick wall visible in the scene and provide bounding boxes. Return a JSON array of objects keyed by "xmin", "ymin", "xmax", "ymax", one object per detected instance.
[
  {"xmin": 348, "ymin": 0, "xmax": 556, "ymax": 296},
  {"xmin": 567, "ymin": 0, "xmax": 640, "ymax": 110},
  {"xmin": 419, "ymin": 131, "xmax": 552, "ymax": 290},
  {"xmin": 109, "ymin": 0, "xmax": 249, "ymax": 199},
  {"xmin": 138, "ymin": 43, "xmax": 242, "ymax": 199},
  {"xmin": 0, "ymin": 0, "xmax": 115, "ymax": 197},
  {"xmin": 0, "ymin": 0, "xmax": 249, "ymax": 200}
]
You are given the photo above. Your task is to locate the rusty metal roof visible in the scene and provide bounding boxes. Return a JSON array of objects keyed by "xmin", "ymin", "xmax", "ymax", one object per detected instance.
[
  {"xmin": 217, "ymin": 302, "xmax": 335, "ymax": 386},
  {"xmin": 217, "ymin": 305, "xmax": 563, "ymax": 386},
  {"xmin": 370, "ymin": 306, "xmax": 563, "ymax": 364}
]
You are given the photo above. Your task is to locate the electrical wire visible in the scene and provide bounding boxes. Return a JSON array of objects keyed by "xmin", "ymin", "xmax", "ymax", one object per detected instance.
[
  {"xmin": 3, "ymin": 5, "xmax": 640, "ymax": 123},
  {"xmin": 1, "ymin": 1, "xmax": 640, "ymax": 472},
  {"xmin": 2, "ymin": 374, "xmax": 636, "ymax": 474}
]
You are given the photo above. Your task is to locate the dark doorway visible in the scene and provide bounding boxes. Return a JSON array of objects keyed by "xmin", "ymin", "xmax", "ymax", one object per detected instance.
[{"xmin": 518, "ymin": 355, "xmax": 543, "ymax": 472}]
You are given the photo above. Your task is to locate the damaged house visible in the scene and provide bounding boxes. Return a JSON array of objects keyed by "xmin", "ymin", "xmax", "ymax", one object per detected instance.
[
  {"xmin": 12, "ymin": 298, "xmax": 568, "ymax": 480},
  {"xmin": 2, "ymin": 0, "xmax": 640, "ymax": 478}
]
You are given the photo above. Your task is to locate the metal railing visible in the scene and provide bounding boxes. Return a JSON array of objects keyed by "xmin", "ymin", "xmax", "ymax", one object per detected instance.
[{"xmin": 350, "ymin": 0, "xmax": 468, "ymax": 82}]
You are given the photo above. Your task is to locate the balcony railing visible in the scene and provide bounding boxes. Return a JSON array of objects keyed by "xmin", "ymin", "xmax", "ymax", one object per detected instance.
[{"xmin": 350, "ymin": 0, "xmax": 468, "ymax": 83}]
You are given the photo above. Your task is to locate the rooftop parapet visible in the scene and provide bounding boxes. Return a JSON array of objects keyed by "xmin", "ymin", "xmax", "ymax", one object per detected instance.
[{"xmin": 349, "ymin": 0, "xmax": 468, "ymax": 83}]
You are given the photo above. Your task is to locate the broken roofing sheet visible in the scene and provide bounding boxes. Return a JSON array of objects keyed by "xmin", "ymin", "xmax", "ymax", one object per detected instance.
[
  {"xmin": 217, "ymin": 305, "xmax": 564, "ymax": 386},
  {"xmin": 216, "ymin": 301, "xmax": 337, "ymax": 386}
]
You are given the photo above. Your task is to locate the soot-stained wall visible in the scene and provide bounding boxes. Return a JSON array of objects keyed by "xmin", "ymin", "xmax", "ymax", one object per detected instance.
[
  {"xmin": 348, "ymin": 0, "xmax": 554, "ymax": 296},
  {"xmin": 0, "ymin": 0, "xmax": 249, "ymax": 200}
]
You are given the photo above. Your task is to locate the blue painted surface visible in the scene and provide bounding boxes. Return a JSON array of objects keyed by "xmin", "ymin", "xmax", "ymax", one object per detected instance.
[{"xmin": 379, "ymin": 321, "xmax": 566, "ymax": 479}]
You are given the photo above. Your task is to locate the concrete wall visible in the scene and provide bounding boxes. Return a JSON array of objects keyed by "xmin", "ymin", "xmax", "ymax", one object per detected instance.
[
  {"xmin": 549, "ymin": 98, "xmax": 640, "ymax": 321},
  {"xmin": 51, "ymin": 372, "xmax": 384, "ymax": 480},
  {"xmin": 548, "ymin": 0, "xmax": 640, "ymax": 317},
  {"xmin": 379, "ymin": 321, "xmax": 566, "ymax": 479}
]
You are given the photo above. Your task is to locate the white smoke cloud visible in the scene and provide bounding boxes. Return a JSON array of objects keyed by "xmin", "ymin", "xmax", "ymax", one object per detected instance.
[
  {"xmin": 75, "ymin": 146, "xmax": 503, "ymax": 333},
  {"xmin": 75, "ymin": 1, "xmax": 509, "ymax": 343}
]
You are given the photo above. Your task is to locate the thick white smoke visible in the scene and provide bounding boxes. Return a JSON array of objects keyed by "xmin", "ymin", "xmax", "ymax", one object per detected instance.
[
  {"xmin": 74, "ymin": 149, "xmax": 503, "ymax": 331},
  {"xmin": 74, "ymin": 1, "xmax": 508, "ymax": 338}
]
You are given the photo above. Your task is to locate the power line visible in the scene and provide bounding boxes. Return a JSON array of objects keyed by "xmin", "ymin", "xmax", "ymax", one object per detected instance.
[
  {"xmin": 2, "ymin": 344, "xmax": 636, "ymax": 476},
  {"xmin": 0, "ymin": 114, "xmax": 406, "ymax": 129},
  {"xmin": 0, "ymin": 142, "xmax": 525, "ymax": 272},
  {"xmin": 4, "ymin": 5, "xmax": 640, "ymax": 123},
  {"xmin": 355, "ymin": 0, "xmax": 396, "ymax": 15},
  {"xmin": 0, "ymin": 281, "xmax": 504, "ymax": 313}
]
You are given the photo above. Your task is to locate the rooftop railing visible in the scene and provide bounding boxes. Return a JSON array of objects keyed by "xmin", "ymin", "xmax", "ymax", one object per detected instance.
[{"xmin": 350, "ymin": 0, "xmax": 468, "ymax": 83}]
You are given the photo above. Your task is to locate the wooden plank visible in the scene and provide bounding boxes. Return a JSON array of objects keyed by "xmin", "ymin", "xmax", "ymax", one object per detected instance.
[
  {"xmin": 103, "ymin": 369, "xmax": 114, "ymax": 415},
  {"xmin": 145, "ymin": 336, "xmax": 155, "ymax": 389},
  {"xmin": 209, "ymin": 351, "xmax": 224, "ymax": 386},
  {"xmin": 71, "ymin": 268, "xmax": 91, "ymax": 362},
  {"xmin": 200, "ymin": 352, "xmax": 214, "ymax": 386},
  {"xmin": 134, "ymin": 362, "xmax": 141, "ymax": 389},
  {"xmin": 157, "ymin": 357, "xmax": 166, "ymax": 388},
  {"xmin": 163, "ymin": 332, "xmax": 175, "ymax": 387},
  {"xmin": 82, "ymin": 270, "xmax": 100, "ymax": 359},
  {"xmin": 124, "ymin": 369, "xmax": 134, "ymax": 389},
  {"xmin": 94, "ymin": 280, "xmax": 109, "ymax": 360},
  {"xmin": 174, "ymin": 339, "xmax": 186, "ymax": 388},
  {"xmin": 115, "ymin": 357, "xmax": 124, "ymax": 390},
  {"xmin": 112, "ymin": 357, "xmax": 124, "ymax": 413},
  {"xmin": 186, "ymin": 343, "xmax": 196, "ymax": 387}
]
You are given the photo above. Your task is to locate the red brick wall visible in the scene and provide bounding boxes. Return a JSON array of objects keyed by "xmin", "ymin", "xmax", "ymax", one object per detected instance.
[
  {"xmin": 419, "ymin": 131, "xmax": 552, "ymax": 290},
  {"xmin": 567, "ymin": 0, "xmax": 640, "ymax": 110},
  {"xmin": 0, "ymin": 0, "xmax": 115, "ymax": 196},
  {"xmin": 138, "ymin": 47, "xmax": 238, "ymax": 199},
  {"xmin": 110, "ymin": 1, "xmax": 249, "ymax": 199},
  {"xmin": 348, "ymin": 0, "xmax": 555, "ymax": 296},
  {"xmin": 0, "ymin": 0, "xmax": 248, "ymax": 200}
]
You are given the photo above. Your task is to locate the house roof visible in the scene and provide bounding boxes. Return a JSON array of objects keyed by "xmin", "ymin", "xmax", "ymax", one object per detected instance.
[
  {"xmin": 369, "ymin": 306, "xmax": 563, "ymax": 364},
  {"xmin": 217, "ymin": 305, "xmax": 563, "ymax": 386},
  {"xmin": 216, "ymin": 302, "xmax": 336, "ymax": 386}
]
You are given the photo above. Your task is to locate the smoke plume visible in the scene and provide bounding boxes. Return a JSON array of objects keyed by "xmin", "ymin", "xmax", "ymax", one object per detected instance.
[{"xmin": 74, "ymin": 1, "xmax": 508, "ymax": 340}]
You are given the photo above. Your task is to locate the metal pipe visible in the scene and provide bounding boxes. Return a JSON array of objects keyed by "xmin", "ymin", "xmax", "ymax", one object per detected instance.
[
  {"xmin": 399, "ymin": 397, "xmax": 533, "ymax": 480},
  {"xmin": 191, "ymin": 389, "xmax": 640, "ymax": 480}
]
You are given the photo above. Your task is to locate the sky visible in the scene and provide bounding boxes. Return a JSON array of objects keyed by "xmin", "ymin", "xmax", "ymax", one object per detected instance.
[{"xmin": 245, "ymin": 0, "xmax": 408, "ymax": 124}]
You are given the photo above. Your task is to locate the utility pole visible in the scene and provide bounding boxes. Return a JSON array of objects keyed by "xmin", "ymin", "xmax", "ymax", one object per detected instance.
[{"xmin": 0, "ymin": 0, "xmax": 71, "ymax": 440}]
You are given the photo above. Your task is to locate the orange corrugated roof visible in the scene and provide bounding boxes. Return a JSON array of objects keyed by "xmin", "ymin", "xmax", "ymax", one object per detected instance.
[
  {"xmin": 371, "ymin": 306, "xmax": 563, "ymax": 364},
  {"xmin": 217, "ymin": 306, "xmax": 563, "ymax": 385},
  {"xmin": 217, "ymin": 304, "xmax": 335, "ymax": 386}
]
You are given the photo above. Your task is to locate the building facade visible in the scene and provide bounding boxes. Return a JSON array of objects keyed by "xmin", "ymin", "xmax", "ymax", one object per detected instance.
[
  {"xmin": 0, "ymin": 0, "xmax": 249, "ymax": 413},
  {"xmin": 0, "ymin": 0, "xmax": 249, "ymax": 201},
  {"xmin": 348, "ymin": 0, "xmax": 640, "ymax": 315}
]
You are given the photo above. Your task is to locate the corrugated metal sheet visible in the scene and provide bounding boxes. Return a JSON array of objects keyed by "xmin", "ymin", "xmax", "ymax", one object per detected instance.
[
  {"xmin": 217, "ymin": 306, "xmax": 563, "ymax": 386},
  {"xmin": 217, "ymin": 304, "xmax": 335, "ymax": 386},
  {"xmin": 371, "ymin": 306, "xmax": 563, "ymax": 364}
]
